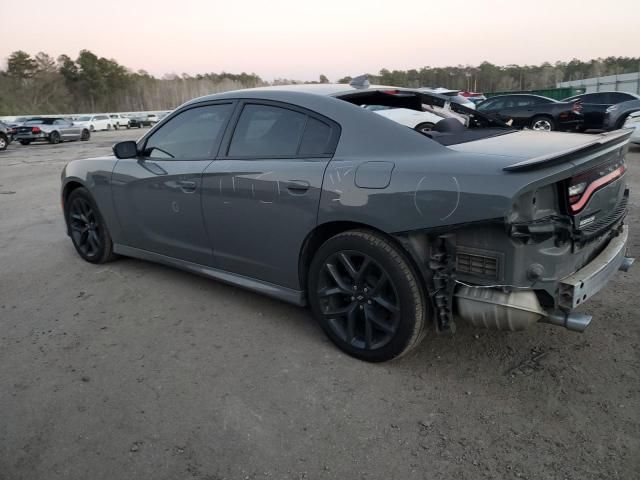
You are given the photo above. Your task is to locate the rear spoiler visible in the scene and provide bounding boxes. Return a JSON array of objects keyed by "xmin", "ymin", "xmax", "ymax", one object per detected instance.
[{"xmin": 503, "ymin": 129, "xmax": 633, "ymax": 172}]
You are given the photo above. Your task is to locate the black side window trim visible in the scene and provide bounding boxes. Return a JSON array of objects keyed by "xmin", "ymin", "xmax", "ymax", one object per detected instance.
[
  {"xmin": 219, "ymin": 99, "xmax": 341, "ymax": 160},
  {"xmin": 136, "ymin": 100, "xmax": 237, "ymax": 160}
]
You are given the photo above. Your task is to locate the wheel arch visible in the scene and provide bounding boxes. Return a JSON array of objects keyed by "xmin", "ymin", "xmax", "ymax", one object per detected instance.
[
  {"xmin": 298, "ymin": 220, "xmax": 429, "ymax": 294},
  {"xmin": 61, "ymin": 179, "xmax": 87, "ymax": 232}
]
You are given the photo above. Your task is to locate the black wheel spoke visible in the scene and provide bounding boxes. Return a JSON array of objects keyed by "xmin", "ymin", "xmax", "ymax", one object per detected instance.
[
  {"xmin": 338, "ymin": 252, "xmax": 358, "ymax": 280},
  {"xmin": 371, "ymin": 272, "xmax": 389, "ymax": 295},
  {"xmin": 356, "ymin": 257, "xmax": 371, "ymax": 283},
  {"xmin": 365, "ymin": 305, "xmax": 397, "ymax": 335},
  {"xmin": 363, "ymin": 309, "xmax": 373, "ymax": 349},
  {"xmin": 318, "ymin": 286, "xmax": 345, "ymax": 298},
  {"xmin": 325, "ymin": 263, "xmax": 352, "ymax": 292},
  {"xmin": 373, "ymin": 294, "xmax": 400, "ymax": 314},
  {"xmin": 346, "ymin": 305, "xmax": 357, "ymax": 343}
]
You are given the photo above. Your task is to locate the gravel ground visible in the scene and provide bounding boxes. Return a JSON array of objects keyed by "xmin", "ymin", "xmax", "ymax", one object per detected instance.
[{"xmin": 1, "ymin": 130, "xmax": 639, "ymax": 480}]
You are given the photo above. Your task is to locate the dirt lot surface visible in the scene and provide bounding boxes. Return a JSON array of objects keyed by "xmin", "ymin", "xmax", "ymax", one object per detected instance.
[{"xmin": 1, "ymin": 130, "xmax": 639, "ymax": 480}]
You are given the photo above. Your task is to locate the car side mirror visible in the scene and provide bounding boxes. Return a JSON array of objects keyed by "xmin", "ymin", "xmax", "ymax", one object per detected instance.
[{"xmin": 113, "ymin": 141, "xmax": 138, "ymax": 159}]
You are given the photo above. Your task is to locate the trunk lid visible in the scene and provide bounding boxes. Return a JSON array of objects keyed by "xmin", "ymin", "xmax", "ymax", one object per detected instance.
[{"xmin": 448, "ymin": 129, "xmax": 631, "ymax": 238}]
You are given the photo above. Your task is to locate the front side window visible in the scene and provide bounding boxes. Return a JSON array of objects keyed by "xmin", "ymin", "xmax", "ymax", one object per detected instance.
[
  {"xmin": 143, "ymin": 103, "xmax": 233, "ymax": 160},
  {"xmin": 228, "ymin": 104, "xmax": 307, "ymax": 157}
]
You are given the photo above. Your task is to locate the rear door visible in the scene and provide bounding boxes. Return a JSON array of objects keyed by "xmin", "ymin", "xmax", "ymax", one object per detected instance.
[
  {"xmin": 111, "ymin": 102, "xmax": 235, "ymax": 265},
  {"xmin": 201, "ymin": 101, "xmax": 340, "ymax": 289},
  {"xmin": 576, "ymin": 93, "xmax": 610, "ymax": 129}
]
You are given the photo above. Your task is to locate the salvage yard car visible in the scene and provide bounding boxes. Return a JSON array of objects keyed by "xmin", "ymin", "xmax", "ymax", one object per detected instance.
[
  {"xmin": 476, "ymin": 94, "xmax": 583, "ymax": 131},
  {"xmin": 61, "ymin": 83, "xmax": 634, "ymax": 362},
  {"xmin": 73, "ymin": 114, "xmax": 112, "ymax": 131},
  {"xmin": 564, "ymin": 91, "xmax": 640, "ymax": 131},
  {"xmin": 0, "ymin": 121, "xmax": 12, "ymax": 150},
  {"xmin": 109, "ymin": 113, "xmax": 131, "ymax": 129},
  {"xmin": 15, "ymin": 117, "xmax": 90, "ymax": 145}
]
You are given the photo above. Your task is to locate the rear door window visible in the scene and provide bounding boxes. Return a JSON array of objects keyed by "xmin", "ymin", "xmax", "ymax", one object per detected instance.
[
  {"xmin": 608, "ymin": 92, "xmax": 636, "ymax": 104},
  {"xmin": 227, "ymin": 104, "xmax": 337, "ymax": 158},
  {"xmin": 228, "ymin": 104, "xmax": 307, "ymax": 157}
]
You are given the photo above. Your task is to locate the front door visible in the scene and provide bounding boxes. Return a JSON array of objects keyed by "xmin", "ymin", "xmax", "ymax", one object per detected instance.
[
  {"xmin": 111, "ymin": 102, "xmax": 235, "ymax": 265},
  {"xmin": 201, "ymin": 101, "xmax": 339, "ymax": 289}
]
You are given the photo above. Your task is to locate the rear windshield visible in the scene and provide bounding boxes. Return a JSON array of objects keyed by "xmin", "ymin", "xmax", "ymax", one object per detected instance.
[{"xmin": 25, "ymin": 118, "xmax": 55, "ymax": 125}]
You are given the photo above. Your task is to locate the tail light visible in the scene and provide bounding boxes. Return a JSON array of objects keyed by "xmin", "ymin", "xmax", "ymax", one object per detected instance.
[
  {"xmin": 572, "ymin": 101, "xmax": 582, "ymax": 114},
  {"xmin": 31, "ymin": 126, "xmax": 41, "ymax": 134},
  {"xmin": 567, "ymin": 159, "xmax": 626, "ymax": 213}
]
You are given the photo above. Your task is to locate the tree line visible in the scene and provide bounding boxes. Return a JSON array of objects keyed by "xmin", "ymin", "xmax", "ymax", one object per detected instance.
[
  {"xmin": 339, "ymin": 57, "xmax": 640, "ymax": 93},
  {"xmin": 1, "ymin": 50, "xmax": 639, "ymax": 115}
]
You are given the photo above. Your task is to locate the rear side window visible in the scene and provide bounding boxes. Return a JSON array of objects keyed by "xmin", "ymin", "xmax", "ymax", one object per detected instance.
[
  {"xmin": 143, "ymin": 103, "xmax": 233, "ymax": 160},
  {"xmin": 299, "ymin": 117, "xmax": 333, "ymax": 155},
  {"xmin": 608, "ymin": 92, "xmax": 636, "ymax": 103}
]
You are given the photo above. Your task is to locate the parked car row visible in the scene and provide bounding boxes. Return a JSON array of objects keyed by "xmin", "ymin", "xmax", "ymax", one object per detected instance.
[{"xmin": 473, "ymin": 90, "xmax": 640, "ymax": 132}]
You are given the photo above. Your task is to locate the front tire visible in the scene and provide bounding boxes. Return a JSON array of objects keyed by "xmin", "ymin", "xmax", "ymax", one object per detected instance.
[
  {"xmin": 308, "ymin": 230, "xmax": 427, "ymax": 362},
  {"xmin": 530, "ymin": 116, "xmax": 555, "ymax": 132},
  {"xmin": 65, "ymin": 188, "xmax": 117, "ymax": 264},
  {"xmin": 81, "ymin": 129, "xmax": 90, "ymax": 141},
  {"xmin": 0, "ymin": 134, "xmax": 8, "ymax": 151}
]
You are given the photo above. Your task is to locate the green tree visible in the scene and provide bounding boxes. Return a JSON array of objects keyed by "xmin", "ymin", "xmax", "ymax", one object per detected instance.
[{"xmin": 7, "ymin": 50, "xmax": 37, "ymax": 79}]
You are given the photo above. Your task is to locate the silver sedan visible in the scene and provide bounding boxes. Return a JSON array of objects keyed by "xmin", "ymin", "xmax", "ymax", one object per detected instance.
[{"xmin": 14, "ymin": 117, "xmax": 90, "ymax": 145}]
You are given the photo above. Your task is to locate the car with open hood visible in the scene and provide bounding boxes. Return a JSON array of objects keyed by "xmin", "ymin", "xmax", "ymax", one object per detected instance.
[{"xmin": 60, "ymin": 81, "xmax": 634, "ymax": 362}]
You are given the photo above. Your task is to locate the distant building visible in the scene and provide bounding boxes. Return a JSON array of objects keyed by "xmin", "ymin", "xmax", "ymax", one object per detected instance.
[{"xmin": 557, "ymin": 72, "xmax": 640, "ymax": 94}]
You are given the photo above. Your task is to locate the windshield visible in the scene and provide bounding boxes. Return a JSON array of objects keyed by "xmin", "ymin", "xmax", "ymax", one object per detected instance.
[{"xmin": 77, "ymin": 116, "xmax": 91, "ymax": 121}]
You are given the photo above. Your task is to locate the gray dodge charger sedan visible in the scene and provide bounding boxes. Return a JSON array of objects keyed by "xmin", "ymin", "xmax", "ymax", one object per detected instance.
[{"xmin": 60, "ymin": 83, "xmax": 634, "ymax": 362}]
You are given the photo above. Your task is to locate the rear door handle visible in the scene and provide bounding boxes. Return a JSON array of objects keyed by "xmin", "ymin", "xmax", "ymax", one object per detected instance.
[
  {"xmin": 286, "ymin": 180, "xmax": 310, "ymax": 194},
  {"xmin": 178, "ymin": 180, "xmax": 197, "ymax": 193}
]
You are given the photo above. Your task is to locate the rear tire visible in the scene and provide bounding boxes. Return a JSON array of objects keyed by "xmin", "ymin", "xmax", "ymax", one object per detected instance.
[
  {"xmin": 530, "ymin": 116, "xmax": 555, "ymax": 132},
  {"xmin": 81, "ymin": 129, "xmax": 90, "ymax": 141},
  {"xmin": 414, "ymin": 122, "xmax": 435, "ymax": 133},
  {"xmin": 49, "ymin": 131, "xmax": 61, "ymax": 144},
  {"xmin": 65, "ymin": 187, "xmax": 117, "ymax": 264},
  {"xmin": 0, "ymin": 134, "xmax": 8, "ymax": 151},
  {"xmin": 308, "ymin": 230, "xmax": 427, "ymax": 362}
]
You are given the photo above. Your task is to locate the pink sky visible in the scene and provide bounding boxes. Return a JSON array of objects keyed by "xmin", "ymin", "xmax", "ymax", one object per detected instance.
[{"xmin": 1, "ymin": 0, "xmax": 637, "ymax": 81}]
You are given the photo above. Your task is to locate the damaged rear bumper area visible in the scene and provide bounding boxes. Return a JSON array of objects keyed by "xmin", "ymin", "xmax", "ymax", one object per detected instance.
[{"xmin": 455, "ymin": 225, "xmax": 633, "ymax": 332}]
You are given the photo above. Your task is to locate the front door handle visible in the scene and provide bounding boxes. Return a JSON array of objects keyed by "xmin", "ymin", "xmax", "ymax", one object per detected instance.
[
  {"xmin": 286, "ymin": 180, "xmax": 310, "ymax": 194},
  {"xmin": 178, "ymin": 180, "xmax": 197, "ymax": 193}
]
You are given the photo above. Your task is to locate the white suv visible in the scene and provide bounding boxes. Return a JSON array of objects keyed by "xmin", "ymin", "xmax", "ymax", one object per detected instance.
[
  {"xmin": 109, "ymin": 114, "xmax": 131, "ymax": 130},
  {"xmin": 74, "ymin": 114, "xmax": 113, "ymax": 131}
]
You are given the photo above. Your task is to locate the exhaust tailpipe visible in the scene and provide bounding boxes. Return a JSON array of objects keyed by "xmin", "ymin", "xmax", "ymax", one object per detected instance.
[{"xmin": 543, "ymin": 311, "xmax": 592, "ymax": 332}]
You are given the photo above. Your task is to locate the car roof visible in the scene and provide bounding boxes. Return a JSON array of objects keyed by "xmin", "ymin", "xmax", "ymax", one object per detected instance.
[{"xmin": 190, "ymin": 83, "xmax": 421, "ymax": 103}]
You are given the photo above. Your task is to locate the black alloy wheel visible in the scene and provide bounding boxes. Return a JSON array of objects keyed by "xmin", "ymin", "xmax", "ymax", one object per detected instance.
[
  {"xmin": 308, "ymin": 230, "xmax": 427, "ymax": 362},
  {"xmin": 317, "ymin": 250, "xmax": 401, "ymax": 350},
  {"xmin": 66, "ymin": 188, "xmax": 116, "ymax": 264},
  {"xmin": 49, "ymin": 131, "xmax": 61, "ymax": 144},
  {"xmin": 81, "ymin": 129, "xmax": 90, "ymax": 141}
]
